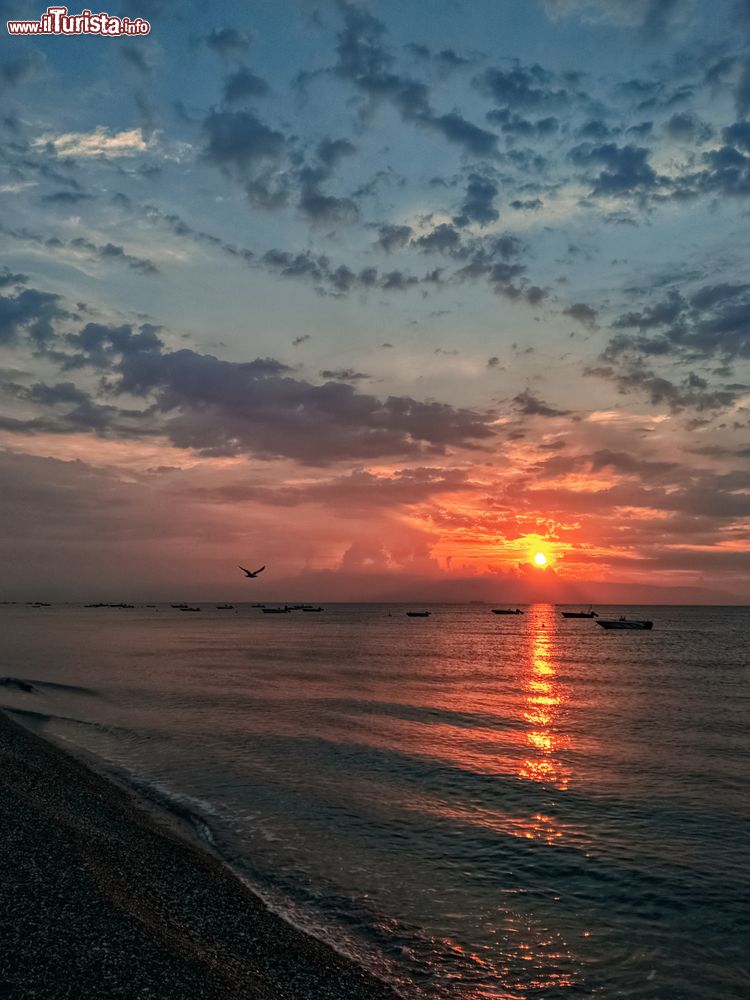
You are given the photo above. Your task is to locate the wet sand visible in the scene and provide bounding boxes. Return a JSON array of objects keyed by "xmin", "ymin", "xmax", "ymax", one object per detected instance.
[{"xmin": 0, "ymin": 711, "xmax": 402, "ymax": 999}]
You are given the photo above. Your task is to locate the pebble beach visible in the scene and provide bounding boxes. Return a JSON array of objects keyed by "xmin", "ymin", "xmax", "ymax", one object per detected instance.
[{"xmin": 0, "ymin": 710, "xmax": 401, "ymax": 1000}]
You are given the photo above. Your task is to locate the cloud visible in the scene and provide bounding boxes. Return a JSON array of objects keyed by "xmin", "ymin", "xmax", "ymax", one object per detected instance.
[
  {"xmin": 33, "ymin": 127, "xmax": 149, "ymax": 158},
  {"xmin": 0, "ymin": 50, "xmax": 43, "ymax": 93},
  {"xmin": 332, "ymin": 2, "xmax": 497, "ymax": 156},
  {"xmin": 297, "ymin": 137, "xmax": 358, "ymax": 223},
  {"xmin": 585, "ymin": 362, "xmax": 743, "ymax": 412},
  {"xmin": 606, "ymin": 283, "xmax": 750, "ymax": 362},
  {"xmin": 543, "ymin": 0, "xmax": 689, "ymax": 33},
  {"xmin": 202, "ymin": 109, "xmax": 289, "ymax": 207},
  {"xmin": 205, "ymin": 26, "xmax": 252, "ymax": 59},
  {"xmin": 562, "ymin": 302, "xmax": 598, "ymax": 328},
  {"xmin": 664, "ymin": 111, "xmax": 712, "ymax": 143},
  {"xmin": 569, "ymin": 141, "xmax": 658, "ymax": 196},
  {"xmin": 0, "ymin": 286, "xmax": 67, "ymax": 346},
  {"xmin": 512, "ymin": 389, "xmax": 570, "ymax": 417},
  {"xmin": 109, "ymin": 346, "xmax": 496, "ymax": 463},
  {"xmin": 487, "ymin": 109, "xmax": 560, "ymax": 139},
  {"xmin": 0, "ymin": 223, "xmax": 159, "ymax": 277},
  {"xmin": 453, "ymin": 173, "xmax": 499, "ymax": 227},
  {"xmin": 476, "ymin": 63, "xmax": 568, "ymax": 110},
  {"xmin": 413, "ymin": 223, "xmax": 462, "ymax": 254},
  {"xmin": 319, "ymin": 368, "xmax": 371, "ymax": 382},
  {"xmin": 222, "ymin": 66, "xmax": 271, "ymax": 103},
  {"xmin": 376, "ymin": 223, "xmax": 413, "ymax": 252}
]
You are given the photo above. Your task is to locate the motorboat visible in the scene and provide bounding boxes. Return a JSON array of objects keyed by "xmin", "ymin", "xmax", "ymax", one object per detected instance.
[
  {"xmin": 406, "ymin": 611, "xmax": 431, "ymax": 617},
  {"xmin": 262, "ymin": 607, "xmax": 290, "ymax": 614},
  {"xmin": 179, "ymin": 606, "xmax": 202, "ymax": 612},
  {"xmin": 301, "ymin": 605, "xmax": 324, "ymax": 612},
  {"xmin": 492, "ymin": 608, "xmax": 523, "ymax": 615},
  {"xmin": 561, "ymin": 608, "xmax": 598, "ymax": 619},
  {"xmin": 216, "ymin": 604, "xmax": 234, "ymax": 610},
  {"xmin": 596, "ymin": 617, "xmax": 653, "ymax": 630}
]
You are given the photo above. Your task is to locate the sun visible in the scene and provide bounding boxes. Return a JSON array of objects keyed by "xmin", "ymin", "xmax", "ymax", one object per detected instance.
[{"xmin": 533, "ymin": 551, "xmax": 548, "ymax": 567}]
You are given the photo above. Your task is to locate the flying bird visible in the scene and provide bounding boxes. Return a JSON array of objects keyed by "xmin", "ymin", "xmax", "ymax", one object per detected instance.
[{"xmin": 239, "ymin": 565, "xmax": 266, "ymax": 578}]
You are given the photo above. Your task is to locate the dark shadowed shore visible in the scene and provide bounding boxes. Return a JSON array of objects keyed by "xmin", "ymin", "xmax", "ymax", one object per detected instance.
[{"xmin": 0, "ymin": 711, "xmax": 402, "ymax": 1000}]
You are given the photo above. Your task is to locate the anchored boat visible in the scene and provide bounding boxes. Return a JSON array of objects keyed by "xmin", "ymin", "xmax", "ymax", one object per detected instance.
[{"xmin": 596, "ymin": 617, "xmax": 653, "ymax": 630}]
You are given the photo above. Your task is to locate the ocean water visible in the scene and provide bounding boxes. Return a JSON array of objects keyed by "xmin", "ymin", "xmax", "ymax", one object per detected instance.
[{"xmin": 1, "ymin": 602, "xmax": 748, "ymax": 998}]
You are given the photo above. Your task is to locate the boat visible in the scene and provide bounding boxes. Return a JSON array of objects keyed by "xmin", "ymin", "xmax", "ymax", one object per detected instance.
[
  {"xmin": 171, "ymin": 603, "xmax": 188, "ymax": 609},
  {"xmin": 561, "ymin": 608, "xmax": 598, "ymax": 619},
  {"xmin": 406, "ymin": 610, "xmax": 431, "ymax": 617},
  {"xmin": 492, "ymin": 608, "xmax": 523, "ymax": 615},
  {"xmin": 216, "ymin": 604, "xmax": 234, "ymax": 610},
  {"xmin": 301, "ymin": 605, "xmax": 323, "ymax": 612},
  {"xmin": 179, "ymin": 606, "xmax": 202, "ymax": 612},
  {"xmin": 596, "ymin": 617, "xmax": 653, "ymax": 630},
  {"xmin": 262, "ymin": 607, "xmax": 290, "ymax": 614},
  {"xmin": 250, "ymin": 603, "xmax": 265, "ymax": 608}
]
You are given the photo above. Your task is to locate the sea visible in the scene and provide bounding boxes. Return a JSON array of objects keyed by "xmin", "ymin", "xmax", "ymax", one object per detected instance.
[{"xmin": 1, "ymin": 602, "xmax": 748, "ymax": 999}]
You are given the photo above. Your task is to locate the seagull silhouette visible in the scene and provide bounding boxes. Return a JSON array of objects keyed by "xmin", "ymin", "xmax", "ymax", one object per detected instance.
[{"xmin": 239, "ymin": 565, "xmax": 266, "ymax": 578}]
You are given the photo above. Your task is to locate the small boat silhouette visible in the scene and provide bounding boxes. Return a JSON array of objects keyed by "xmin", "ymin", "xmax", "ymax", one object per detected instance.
[
  {"xmin": 561, "ymin": 608, "xmax": 598, "ymax": 619},
  {"xmin": 216, "ymin": 604, "xmax": 234, "ymax": 610},
  {"xmin": 492, "ymin": 608, "xmax": 523, "ymax": 615},
  {"xmin": 406, "ymin": 610, "xmax": 431, "ymax": 617},
  {"xmin": 596, "ymin": 617, "xmax": 653, "ymax": 630}
]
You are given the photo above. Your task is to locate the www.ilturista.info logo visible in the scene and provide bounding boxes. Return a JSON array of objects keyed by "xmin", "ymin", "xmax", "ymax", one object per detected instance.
[{"xmin": 7, "ymin": 5, "xmax": 150, "ymax": 34}]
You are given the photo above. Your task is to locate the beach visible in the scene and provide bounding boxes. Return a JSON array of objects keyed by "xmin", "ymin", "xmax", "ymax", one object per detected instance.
[
  {"xmin": 0, "ymin": 709, "xmax": 401, "ymax": 1000},
  {"xmin": 1, "ymin": 602, "xmax": 748, "ymax": 997}
]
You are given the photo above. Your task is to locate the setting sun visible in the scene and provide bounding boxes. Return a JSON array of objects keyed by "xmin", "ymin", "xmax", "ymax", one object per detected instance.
[{"xmin": 533, "ymin": 552, "xmax": 548, "ymax": 567}]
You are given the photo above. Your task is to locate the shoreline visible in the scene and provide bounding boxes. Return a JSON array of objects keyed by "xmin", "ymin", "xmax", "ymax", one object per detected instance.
[{"xmin": 0, "ymin": 709, "xmax": 403, "ymax": 1000}]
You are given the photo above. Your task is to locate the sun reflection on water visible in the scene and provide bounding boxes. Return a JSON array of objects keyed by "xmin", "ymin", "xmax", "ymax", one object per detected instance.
[{"xmin": 519, "ymin": 607, "xmax": 571, "ymax": 791}]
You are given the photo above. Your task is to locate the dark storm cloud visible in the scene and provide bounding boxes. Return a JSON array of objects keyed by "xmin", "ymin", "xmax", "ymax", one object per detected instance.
[
  {"xmin": 222, "ymin": 66, "xmax": 271, "ymax": 104},
  {"xmin": 453, "ymin": 173, "xmax": 499, "ymax": 227}
]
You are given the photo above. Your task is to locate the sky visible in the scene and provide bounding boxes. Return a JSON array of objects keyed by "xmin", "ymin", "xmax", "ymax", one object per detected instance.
[{"xmin": 1, "ymin": 0, "xmax": 749, "ymax": 602}]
